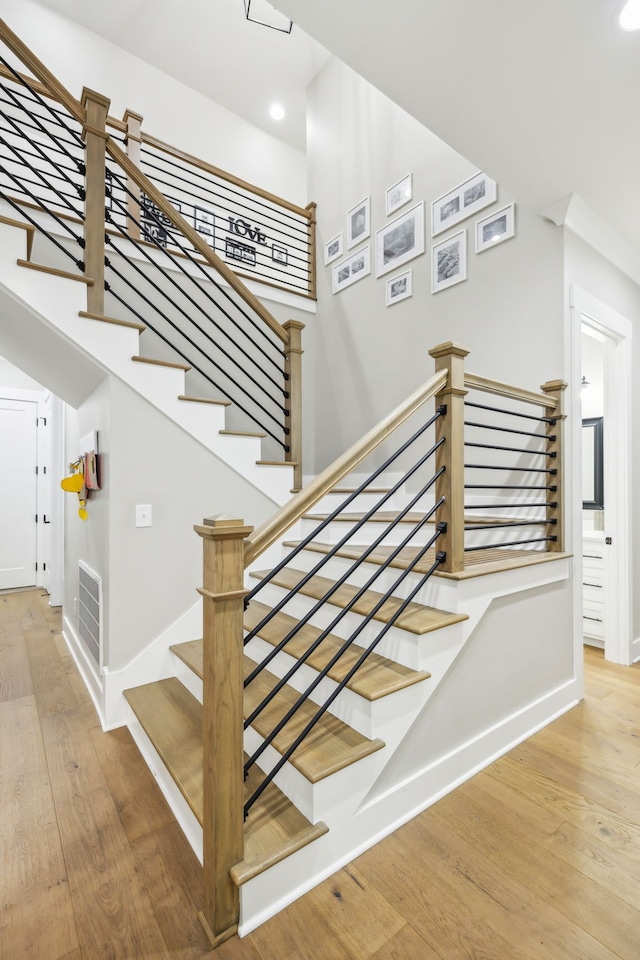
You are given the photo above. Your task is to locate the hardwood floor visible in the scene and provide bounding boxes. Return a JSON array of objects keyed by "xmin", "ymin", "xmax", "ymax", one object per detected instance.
[{"xmin": 2, "ymin": 589, "xmax": 640, "ymax": 959}]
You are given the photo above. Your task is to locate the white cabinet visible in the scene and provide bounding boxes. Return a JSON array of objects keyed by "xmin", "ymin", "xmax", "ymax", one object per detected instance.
[{"xmin": 583, "ymin": 535, "xmax": 604, "ymax": 641}]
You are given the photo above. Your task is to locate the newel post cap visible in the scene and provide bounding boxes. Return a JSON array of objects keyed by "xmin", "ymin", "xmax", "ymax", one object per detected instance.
[
  {"xmin": 428, "ymin": 341, "xmax": 470, "ymax": 360},
  {"xmin": 194, "ymin": 514, "xmax": 253, "ymax": 539}
]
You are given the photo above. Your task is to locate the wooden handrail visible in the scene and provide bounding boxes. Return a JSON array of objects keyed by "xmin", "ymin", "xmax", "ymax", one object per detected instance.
[
  {"xmin": 464, "ymin": 372, "xmax": 558, "ymax": 411},
  {"xmin": 0, "ymin": 19, "xmax": 84, "ymax": 124},
  {"xmin": 105, "ymin": 138, "xmax": 289, "ymax": 344},
  {"xmin": 142, "ymin": 133, "xmax": 312, "ymax": 222},
  {"xmin": 244, "ymin": 368, "xmax": 448, "ymax": 567}
]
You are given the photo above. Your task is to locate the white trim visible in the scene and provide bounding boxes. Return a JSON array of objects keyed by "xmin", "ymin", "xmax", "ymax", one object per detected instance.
[
  {"xmin": 62, "ymin": 614, "xmax": 105, "ymax": 724},
  {"xmin": 570, "ymin": 285, "xmax": 633, "ymax": 665}
]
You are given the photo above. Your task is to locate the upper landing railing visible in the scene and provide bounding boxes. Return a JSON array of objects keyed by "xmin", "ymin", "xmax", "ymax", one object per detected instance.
[{"xmin": 0, "ymin": 19, "xmax": 311, "ymax": 482}]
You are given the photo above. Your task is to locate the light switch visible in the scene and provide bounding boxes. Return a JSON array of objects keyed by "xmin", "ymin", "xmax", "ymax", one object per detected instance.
[{"xmin": 136, "ymin": 504, "xmax": 152, "ymax": 527}]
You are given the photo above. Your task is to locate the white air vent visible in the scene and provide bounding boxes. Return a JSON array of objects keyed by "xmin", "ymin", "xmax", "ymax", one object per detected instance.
[{"xmin": 78, "ymin": 560, "xmax": 102, "ymax": 672}]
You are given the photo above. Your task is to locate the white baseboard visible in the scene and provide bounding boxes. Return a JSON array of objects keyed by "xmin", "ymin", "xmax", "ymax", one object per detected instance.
[
  {"xmin": 238, "ymin": 677, "xmax": 579, "ymax": 936},
  {"xmin": 62, "ymin": 614, "xmax": 105, "ymax": 726}
]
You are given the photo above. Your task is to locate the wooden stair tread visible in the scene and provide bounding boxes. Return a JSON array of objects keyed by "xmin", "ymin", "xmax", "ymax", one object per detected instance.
[
  {"xmin": 244, "ymin": 601, "xmax": 431, "ymax": 701},
  {"xmin": 124, "ymin": 677, "xmax": 328, "ymax": 884},
  {"xmin": 256, "ymin": 460, "xmax": 298, "ymax": 467},
  {"xmin": 220, "ymin": 429, "xmax": 267, "ymax": 439},
  {"xmin": 178, "ymin": 394, "xmax": 231, "ymax": 407},
  {"xmin": 170, "ymin": 641, "xmax": 383, "ymax": 780},
  {"xmin": 251, "ymin": 567, "xmax": 466, "ymax": 636},
  {"xmin": 132, "ymin": 355, "xmax": 190, "ymax": 371},
  {"xmin": 79, "ymin": 310, "xmax": 146, "ymax": 331},
  {"xmin": 303, "ymin": 510, "xmax": 428, "ymax": 524},
  {"xmin": 124, "ymin": 678, "xmax": 203, "ymax": 822},
  {"xmin": 0, "ymin": 214, "xmax": 35, "ymax": 259},
  {"xmin": 283, "ymin": 540, "xmax": 569, "ymax": 581},
  {"xmin": 244, "ymin": 657, "xmax": 384, "ymax": 783},
  {"xmin": 17, "ymin": 259, "xmax": 94, "ymax": 284}
]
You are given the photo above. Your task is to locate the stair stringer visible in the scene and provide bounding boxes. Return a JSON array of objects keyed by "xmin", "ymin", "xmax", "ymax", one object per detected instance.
[
  {"xmin": 0, "ymin": 218, "xmax": 295, "ymax": 504},
  {"xmin": 236, "ymin": 555, "xmax": 574, "ymax": 935}
]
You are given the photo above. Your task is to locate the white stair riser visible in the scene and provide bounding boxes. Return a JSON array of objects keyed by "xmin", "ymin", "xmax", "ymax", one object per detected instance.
[
  {"xmin": 244, "ymin": 635, "xmax": 428, "ymax": 740},
  {"xmin": 247, "ymin": 579, "xmax": 464, "ymax": 670},
  {"xmin": 275, "ymin": 548, "xmax": 460, "ymax": 612},
  {"xmin": 243, "ymin": 726, "xmax": 383, "ymax": 823},
  {"xmin": 299, "ymin": 516, "xmax": 438, "ymax": 546}
]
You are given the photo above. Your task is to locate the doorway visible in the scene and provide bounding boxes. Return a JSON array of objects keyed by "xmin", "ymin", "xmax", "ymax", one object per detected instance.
[
  {"xmin": 0, "ymin": 395, "xmax": 38, "ymax": 589},
  {"xmin": 571, "ymin": 286, "xmax": 632, "ymax": 665}
]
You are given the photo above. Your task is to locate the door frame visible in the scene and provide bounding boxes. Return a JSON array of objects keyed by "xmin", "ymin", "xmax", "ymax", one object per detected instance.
[{"xmin": 570, "ymin": 285, "xmax": 632, "ymax": 665}]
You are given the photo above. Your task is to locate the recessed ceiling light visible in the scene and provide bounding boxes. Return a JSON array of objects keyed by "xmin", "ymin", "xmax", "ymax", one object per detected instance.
[
  {"xmin": 619, "ymin": 0, "xmax": 640, "ymax": 30},
  {"xmin": 270, "ymin": 104, "xmax": 285, "ymax": 121}
]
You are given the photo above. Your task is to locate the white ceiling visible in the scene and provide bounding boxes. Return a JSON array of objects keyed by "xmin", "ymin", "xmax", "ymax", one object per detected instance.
[
  {"xmin": 275, "ymin": 0, "xmax": 640, "ymax": 256},
  {"xmin": 33, "ymin": 0, "xmax": 331, "ymax": 152},
  {"xmin": 33, "ymin": 0, "xmax": 640, "ymax": 256}
]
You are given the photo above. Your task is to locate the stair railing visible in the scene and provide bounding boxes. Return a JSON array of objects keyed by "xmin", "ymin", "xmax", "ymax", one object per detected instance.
[{"xmin": 0, "ymin": 18, "xmax": 306, "ymax": 483}]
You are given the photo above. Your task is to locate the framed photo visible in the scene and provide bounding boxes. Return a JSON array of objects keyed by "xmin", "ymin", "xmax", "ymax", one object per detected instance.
[
  {"xmin": 375, "ymin": 201, "xmax": 425, "ymax": 278},
  {"xmin": 347, "ymin": 197, "xmax": 370, "ymax": 248},
  {"xmin": 332, "ymin": 245, "xmax": 371, "ymax": 293},
  {"xmin": 272, "ymin": 243, "xmax": 288, "ymax": 266},
  {"xmin": 194, "ymin": 206, "xmax": 215, "ymax": 245},
  {"xmin": 324, "ymin": 233, "xmax": 343, "ymax": 265},
  {"xmin": 225, "ymin": 236, "xmax": 256, "ymax": 266},
  {"xmin": 475, "ymin": 203, "xmax": 515, "ymax": 253},
  {"xmin": 386, "ymin": 269, "xmax": 412, "ymax": 306},
  {"xmin": 431, "ymin": 172, "xmax": 496, "ymax": 236},
  {"xmin": 386, "ymin": 173, "xmax": 412, "ymax": 216},
  {"xmin": 432, "ymin": 230, "xmax": 467, "ymax": 293}
]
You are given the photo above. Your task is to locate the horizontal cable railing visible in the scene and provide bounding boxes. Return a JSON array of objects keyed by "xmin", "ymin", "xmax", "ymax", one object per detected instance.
[
  {"xmin": 0, "ymin": 19, "xmax": 306, "ymax": 459},
  {"xmin": 242, "ymin": 399, "xmax": 448, "ymax": 816},
  {"xmin": 462, "ymin": 385, "xmax": 562, "ymax": 556},
  {"xmin": 139, "ymin": 137, "xmax": 315, "ymax": 298},
  {"xmin": 103, "ymin": 166, "xmax": 289, "ymax": 447},
  {"xmin": 0, "ymin": 60, "xmax": 85, "ymax": 269}
]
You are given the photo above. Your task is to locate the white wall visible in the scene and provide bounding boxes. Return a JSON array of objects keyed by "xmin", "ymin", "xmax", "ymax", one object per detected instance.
[
  {"xmin": 2, "ymin": 0, "xmax": 307, "ymax": 204},
  {"xmin": 63, "ymin": 375, "xmax": 280, "ymax": 673},
  {"xmin": 306, "ymin": 58, "xmax": 564, "ymax": 473},
  {"xmin": 0, "ymin": 355, "xmax": 43, "ymax": 390}
]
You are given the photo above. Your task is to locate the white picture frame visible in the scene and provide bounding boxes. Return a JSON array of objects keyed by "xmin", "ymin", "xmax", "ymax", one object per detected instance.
[
  {"xmin": 386, "ymin": 173, "xmax": 413, "ymax": 216},
  {"xmin": 332, "ymin": 245, "xmax": 371, "ymax": 293},
  {"xmin": 347, "ymin": 197, "xmax": 370, "ymax": 248},
  {"xmin": 432, "ymin": 230, "xmax": 467, "ymax": 293},
  {"xmin": 475, "ymin": 203, "xmax": 516, "ymax": 253},
  {"xmin": 431, "ymin": 172, "xmax": 496, "ymax": 236},
  {"xmin": 324, "ymin": 233, "xmax": 343, "ymax": 265},
  {"xmin": 386, "ymin": 269, "xmax": 412, "ymax": 306},
  {"xmin": 375, "ymin": 201, "xmax": 425, "ymax": 278}
]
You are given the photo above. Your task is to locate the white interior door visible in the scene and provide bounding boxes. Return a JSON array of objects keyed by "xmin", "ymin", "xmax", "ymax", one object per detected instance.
[{"xmin": 0, "ymin": 397, "xmax": 38, "ymax": 589}]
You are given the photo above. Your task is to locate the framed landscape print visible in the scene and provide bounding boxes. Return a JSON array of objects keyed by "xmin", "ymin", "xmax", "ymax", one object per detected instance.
[
  {"xmin": 332, "ymin": 245, "xmax": 371, "ymax": 293},
  {"xmin": 347, "ymin": 197, "xmax": 370, "ymax": 248},
  {"xmin": 475, "ymin": 203, "xmax": 515, "ymax": 253},
  {"xmin": 432, "ymin": 230, "xmax": 467, "ymax": 293},
  {"xmin": 386, "ymin": 269, "xmax": 412, "ymax": 306},
  {"xmin": 431, "ymin": 172, "xmax": 496, "ymax": 236},
  {"xmin": 386, "ymin": 173, "xmax": 413, "ymax": 216},
  {"xmin": 375, "ymin": 201, "xmax": 425, "ymax": 277},
  {"xmin": 324, "ymin": 233, "xmax": 343, "ymax": 265}
]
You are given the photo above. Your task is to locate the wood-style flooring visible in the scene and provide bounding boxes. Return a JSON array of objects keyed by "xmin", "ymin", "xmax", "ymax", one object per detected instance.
[{"xmin": 2, "ymin": 588, "xmax": 640, "ymax": 959}]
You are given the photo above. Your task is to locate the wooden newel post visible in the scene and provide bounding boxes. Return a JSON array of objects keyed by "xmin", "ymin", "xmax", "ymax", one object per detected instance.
[
  {"xmin": 541, "ymin": 379, "xmax": 567, "ymax": 553},
  {"xmin": 81, "ymin": 87, "xmax": 109, "ymax": 315},
  {"xmin": 283, "ymin": 319, "xmax": 305, "ymax": 492},
  {"xmin": 428, "ymin": 342, "xmax": 469, "ymax": 574},
  {"xmin": 123, "ymin": 109, "xmax": 144, "ymax": 241},
  {"xmin": 305, "ymin": 202, "xmax": 317, "ymax": 300},
  {"xmin": 194, "ymin": 514, "xmax": 253, "ymax": 949}
]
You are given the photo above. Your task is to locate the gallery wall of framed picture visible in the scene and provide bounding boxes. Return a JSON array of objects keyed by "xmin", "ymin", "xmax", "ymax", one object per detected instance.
[{"xmin": 323, "ymin": 170, "xmax": 516, "ymax": 303}]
